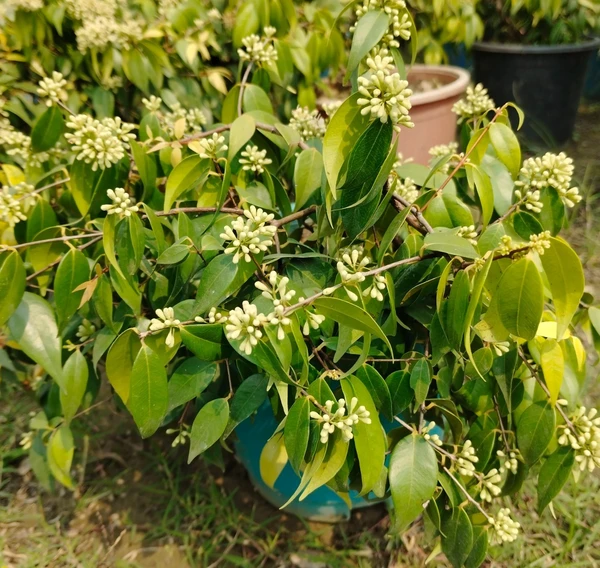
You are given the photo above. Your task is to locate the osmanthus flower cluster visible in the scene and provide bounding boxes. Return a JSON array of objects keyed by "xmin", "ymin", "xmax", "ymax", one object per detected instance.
[
  {"xmin": 3, "ymin": 2, "xmax": 600, "ymax": 567},
  {"xmin": 452, "ymin": 83, "xmax": 495, "ymax": 121}
]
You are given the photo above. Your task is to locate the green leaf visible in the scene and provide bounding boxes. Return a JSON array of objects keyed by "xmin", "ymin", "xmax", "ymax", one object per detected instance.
[
  {"xmin": 103, "ymin": 215, "xmax": 125, "ymax": 279},
  {"xmin": 312, "ymin": 297, "xmax": 392, "ymax": 355},
  {"xmin": 489, "ymin": 122, "xmax": 521, "ymax": 178},
  {"xmin": 284, "ymin": 397, "xmax": 311, "ymax": 473},
  {"xmin": 156, "ymin": 241, "xmax": 190, "ymax": 265},
  {"xmin": 260, "ymin": 431, "xmax": 288, "ymax": 489},
  {"xmin": 105, "ymin": 329, "xmax": 141, "ymax": 404},
  {"xmin": 47, "ymin": 425, "xmax": 74, "ymax": 489},
  {"xmin": 440, "ymin": 270, "xmax": 470, "ymax": 351},
  {"xmin": 341, "ymin": 376, "xmax": 386, "ymax": 495},
  {"xmin": 389, "ymin": 433, "xmax": 438, "ymax": 533},
  {"xmin": 167, "ymin": 358, "xmax": 217, "ymax": 412},
  {"xmin": 517, "ymin": 401, "xmax": 556, "ymax": 465},
  {"xmin": 122, "ymin": 48, "xmax": 149, "ymax": 92},
  {"xmin": 323, "ymin": 93, "xmax": 370, "ymax": 198},
  {"xmin": 496, "ymin": 257, "xmax": 544, "ymax": 340},
  {"xmin": 378, "ymin": 208, "xmax": 411, "ymax": 263},
  {"xmin": 410, "ymin": 359, "xmax": 432, "ymax": 406},
  {"xmin": 442, "ymin": 507, "xmax": 474, "ymax": 568},
  {"xmin": 228, "ymin": 114, "xmax": 256, "ymax": 161},
  {"xmin": 26, "ymin": 199, "xmax": 58, "ymax": 242},
  {"xmin": 537, "ymin": 447, "xmax": 575, "ymax": 513},
  {"xmin": 470, "ymin": 164, "xmax": 494, "ymax": 226},
  {"xmin": 229, "ymin": 374, "xmax": 269, "ymax": 423},
  {"xmin": 423, "ymin": 231, "xmax": 479, "ymax": 259},
  {"xmin": 8, "ymin": 293, "xmax": 63, "ymax": 387},
  {"xmin": 540, "ymin": 338, "xmax": 564, "ymax": 406},
  {"xmin": 31, "ymin": 105, "xmax": 64, "ymax": 152},
  {"xmin": 299, "ymin": 431, "xmax": 349, "ymax": 500},
  {"xmin": 243, "ymin": 84, "xmax": 273, "ymax": 114},
  {"xmin": 164, "ymin": 155, "xmax": 209, "ymax": 211},
  {"xmin": 0, "ymin": 250, "xmax": 25, "ymax": 326},
  {"xmin": 513, "ymin": 211, "xmax": 543, "ymax": 240},
  {"xmin": 540, "ymin": 238, "xmax": 584, "ymax": 340},
  {"xmin": 60, "ymin": 350, "xmax": 89, "ymax": 422},
  {"xmin": 54, "ymin": 249, "xmax": 89, "ymax": 328},
  {"xmin": 465, "ymin": 527, "xmax": 489, "ymax": 568},
  {"xmin": 194, "ymin": 254, "xmax": 255, "ymax": 315},
  {"xmin": 356, "ymin": 366, "xmax": 392, "ymax": 420},
  {"xmin": 386, "ymin": 370, "xmax": 413, "ymax": 415},
  {"xmin": 130, "ymin": 140, "xmax": 157, "ymax": 197},
  {"xmin": 346, "ymin": 10, "xmax": 390, "ymax": 77},
  {"xmin": 492, "ymin": 349, "xmax": 519, "ymax": 412},
  {"xmin": 180, "ymin": 324, "xmax": 225, "ymax": 361},
  {"xmin": 188, "ymin": 398, "xmax": 230, "ymax": 462},
  {"xmin": 129, "ymin": 344, "xmax": 168, "ymax": 438},
  {"xmin": 294, "ymin": 148, "xmax": 323, "ymax": 210},
  {"xmin": 340, "ymin": 120, "xmax": 393, "ymax": 238}
]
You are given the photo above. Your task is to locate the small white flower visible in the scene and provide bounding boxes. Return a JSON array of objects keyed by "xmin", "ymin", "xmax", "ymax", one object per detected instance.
[
  {"xmin": 0, "ymin": 183, "xmax": 34, "ymax": 227},
  {"xmin": 37, "ymin": 71, "xmax": 68, "ymax": 107},
  {"xmin": 527, "ymin": 230, "xmax": 552, "ymax": 255},
  {"xmin": 142, "ymin": 95, "xmax": 162, "ymax": 113},
  {"xmin": 195, "ymin": 307, "xmax": 227, "ymax": 324},
  {"xmin": 100, "ymin": 188, "xmax": 139, "ymax": 217},
  {"xmin": 490, "ymin": 508, "xmax": 520, "ymax": 544},
  {"xmin": 239, "ymin": 145, "xmax": 272, "ymax": 174},
  {"xmin": 557, "ymin": 406, "xmax": 600, "ymax": 473},
  {"xmin": 457, "ymin": 225, "xmax": 478, "ymax": 246},
  {"xmin": 452, "ymin": 83, "xmax": 495, "ymax": 121},
  {"xmin": 310, "ymin": 397, "xmax": 371, "ymax": 444},
  {"xmin": 237, "ymin": 34, "xmax": 278, "ymax": 65},
  {"xmin": 479, "ymin": 468, "xmax": 502, "ymax": 502},
  {"xmin": 220, "ymin": 207, "xmax": 277, "ymax": 264},
  {"xmin": 189, "ymin": 132, "xmax": 228, "ymax": 160},
  {"xmin": 357, "ymin": 70, "xmax": 413, "ymax": 132},
  {"xmin": 289, "ymin": 106, "xmax": 326, "ymax": 141},
  {"xmin": 76, "ymin": 319, "xmax": 96, "ymax": 342},
  {"xmin": 149, "ymin": 307, "xmax": 181, "ymax": 348},
  {"xmin": 456, "ymin": 440, "xmax": 479, "ymax": 477},
  {"xmin": 225, "ymin": 301, "xmax": 270, "ymax": 355}
]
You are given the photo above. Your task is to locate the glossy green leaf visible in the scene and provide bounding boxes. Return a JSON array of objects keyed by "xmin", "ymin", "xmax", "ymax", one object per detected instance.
[
  {"xmin": 423, "ymin": 231, "xmax": 479, "ymax": 259},
  {"xmin": 284, "ymin": 397, "xmax": 311, "ymax": 473},
  {"xmin": 167, "ymin": 358, "xmax": 217, "ymax": 412},
  {"xmin": 26, "ymin": 199, "xmax": 58, "ymax": 242},
  {"xmin": 294, "ymin": 147, "xmax": 323, "ymax": 210},
  {"xmin": 164, "ymin": 155, "xmax": 209, "ymax": 211},
  {"xmin": 228, "ymin": 114, "xmax": 256, "ymax": 161},
  {"xmin": 489, "ymin": 122, "xmax": 521, "ymax": 178},
  {"xmin": 341, "ymin": 376, "xmax": 386, "ymax": 495},
  {"xmin": 389, "ymin": 433, "xmax": 438, "ymax": 533},
  {"xmin": 54, "ymin": 248, "xmax": 89, "ymax": 328},
  {"xmin": 323, "ymin": 93, "xmax": 370, "ymax": 198},
  {"xmin": 156, "ymin": 241, "xmax": 190, "ymax": 265},
  {"xmin": 346, "ymin": 10, "xmax": 389, "ymax": 77},
  {"xmin": 442, "ymin": 507, "xmax": 474, "ymax": 568},
  {"xmin": 31, "ymin": 105, "xmax": 64, "ymax": 152},
  {"xmin": 229, "ymin": 374, "xmax": 269, "ymax": 423},
  {"xmin": 47, "ymin": 425, "xmax": 74, "ymax": 489},
  {"xmin": 356, "ymin": 366, "xmax": 392, "ymax": 420},
  {"xmin": 440, "ymin": 270, "xmax": 470, "ymax": 351},
  {"xmin": 386, "ymin": 370, "xmax": 413, "ymax": 415},
  {"xmin": 496, "ymin": 257, "xmax": 544, "ymax": 340},
  {"xmin": 129, "ymin": 344, "xmax": 168, "ymax": 438},
  {"xmin": 60, "ymin": 349, "xmax": 89, "ymax": 422},
  {"xmin": 102, "ymin": 215, "xmax": 125, "ymax": 279},
  {"xmin": 312, "ymin": 297, "xmax": 392, "ymax": 355},
  {"xmin": 8, "ymin": 293, "xmax": 63, "ymax": 387},
  {"xmin": 188, "ymin": 398, "xmax": 230, "ymax": 462},
  {"xmin": 537, "ymin": 447, "xmax": 575, "ymax": 513},
  {"xmin": 130, "ymin": 140, "xmax": 157, "ymax": 196},
  {"xmin": 540, "ymin": 238, "xmax": 584, "ymax": 340},
  {"xmin": 492, "ymin": 348, "xmax": 519, "ymax": 412},
  {"xmin": 465, "ymin": 527, "xmax": 489, "ymax": 568},
  {"xmin": 260, "ymin": 431, "xmax": 288, "ymax": 489},
  {"xmin": 0, "ymin": 250, "xmax": 25, "ymax": 326},
  {"xmin": 517, "ymin": 401, "xmax": 556, "ymax": 465},
  {"xmin": 410, "ymin": 359, "xmax": 432, "ymax": 406},
  {"xmin": 105, "ymin": 329, "xmax": 141, "ymax": 404},
  {"xmin": 180, "ymin": 324, "xmax": 225, "ymax": 361}
]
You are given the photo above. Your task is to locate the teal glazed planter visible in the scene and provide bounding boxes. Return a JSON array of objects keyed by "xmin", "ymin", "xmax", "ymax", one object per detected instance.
[
  {"xmin": 584, "ymin": 46, "xmax": 600, "ymax": 101},
  {"xmin": 235, "ymin": 401, "xmax": 442, "ymax": 522}
]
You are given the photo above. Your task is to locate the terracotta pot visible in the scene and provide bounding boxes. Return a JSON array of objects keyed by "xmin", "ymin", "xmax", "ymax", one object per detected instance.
[{"xmin": 398, "ymin": 65, "xmax": 470, "ymax": 165}]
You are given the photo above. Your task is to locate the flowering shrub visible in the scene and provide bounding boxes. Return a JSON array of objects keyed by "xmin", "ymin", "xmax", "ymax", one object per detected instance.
[{"xmin": 1, "ymin": 1, "xmax": 599, "ymax": 567}]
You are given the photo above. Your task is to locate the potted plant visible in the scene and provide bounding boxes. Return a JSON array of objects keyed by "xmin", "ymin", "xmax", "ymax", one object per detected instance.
[
  {"xmin": 1, "ymin": 1, "xmax": 600, "ymax": 567},
  {"xmin": 471, "ymin": 0, "xmax": 600, "ymax": 145}
]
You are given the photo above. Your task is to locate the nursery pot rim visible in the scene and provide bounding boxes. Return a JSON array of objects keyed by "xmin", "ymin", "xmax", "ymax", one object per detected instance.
[
  {"xmin": 406, "ymin": 64, "xmax": 470, "ymax": 106},
  {"xmin": 473, "ymin": 38, "xmax": 600, "ymax": 55}
]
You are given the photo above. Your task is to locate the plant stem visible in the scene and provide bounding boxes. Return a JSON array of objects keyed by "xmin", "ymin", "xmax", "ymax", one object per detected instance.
[
  {"xmin": 392, "ymin": 194, "xmax": 434, "ymax": 234},
  {"xmin": 271, "ymin": 205, "xmax": 317, "ymax": 227},
  {"xmin": 238, "ymin": 63, "xmax": 253, "ymax": 117},
  {"xmin": 442, "ymin": 466, "xmax": 493, "ymax": 522},
  {"xmin": 7, "ymin": 231, "xmax": 102, "ymax": 251}
]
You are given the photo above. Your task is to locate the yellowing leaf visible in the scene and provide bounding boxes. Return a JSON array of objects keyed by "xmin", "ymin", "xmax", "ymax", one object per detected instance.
[
  {"xmin": 259, "ymin": 431, "xmax": 288, "ymax": 489},
  {"xmin": 540, "ymin": 338, "xmax": 564, "ymax": 406}
]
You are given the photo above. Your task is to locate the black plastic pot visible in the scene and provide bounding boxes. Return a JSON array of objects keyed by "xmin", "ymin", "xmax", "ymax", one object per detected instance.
[{"xmin": 473, "ymin": 40, "xmax": 600, "ymax": 147}]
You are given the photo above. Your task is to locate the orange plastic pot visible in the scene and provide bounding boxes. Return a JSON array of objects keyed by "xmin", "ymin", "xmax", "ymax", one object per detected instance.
[{"xmin": 398, "ymin": 65, "xmax": 470, "ymax": 165}]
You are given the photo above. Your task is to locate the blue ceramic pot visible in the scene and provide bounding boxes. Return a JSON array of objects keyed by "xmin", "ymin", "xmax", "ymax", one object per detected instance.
[{"xmin": 235, "ymin": 401, "xmax": 442, "ymax": 522}]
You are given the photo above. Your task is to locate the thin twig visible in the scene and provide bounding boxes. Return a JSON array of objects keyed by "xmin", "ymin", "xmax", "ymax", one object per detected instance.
[
  {"xmin": 238, "ymin": 63, "xmax": 253, "ymax": 117},
  {"xmin": 271, "ymin": 205, "xmax": 317, "ymax": 227},
  {"xmin": 7, "ymin": 232, "xmax": 102, "ymax": 251},
  {"xmin": 443, "ymin": 466, "xmax": 493, "ymax": 522},
  {"xmin": 392, "ymin": 194, "xmax": 434, "ymax": 233}
]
